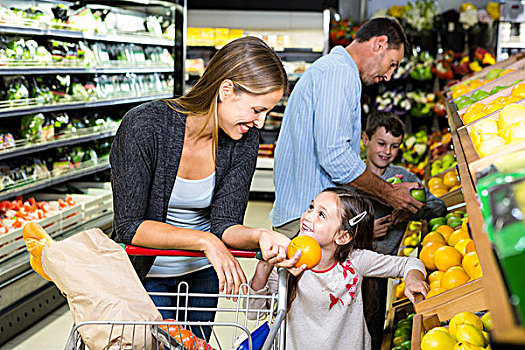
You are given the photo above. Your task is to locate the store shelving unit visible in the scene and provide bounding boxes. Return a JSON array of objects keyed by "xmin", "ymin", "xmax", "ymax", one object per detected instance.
[
  {"xmin": 444, "ymin": 96, "xmax": 525, "ymax": 346},
  {"xmin": 0, "ymin": 0, "xmax": 186, "ymax": 344},
  {"xmin": 0, "ymin": 127, "xmax": 117, "ymax": 160},
  {"xmin": 0, "ymin": 92, "xmax": 174, "ymax": 118},
  {"xmin": 405, "ymin": 87, "xmax": 525, "ymax": 347}
]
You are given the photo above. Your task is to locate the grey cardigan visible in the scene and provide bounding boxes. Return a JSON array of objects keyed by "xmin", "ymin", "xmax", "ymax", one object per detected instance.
[{"xmin": 110, "ymin": 100, "xmax": 259, "ymax": 280}]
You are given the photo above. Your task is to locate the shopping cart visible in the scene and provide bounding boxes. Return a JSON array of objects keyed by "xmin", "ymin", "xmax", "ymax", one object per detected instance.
[{"xmin": 64, "ymin": 245, "xmax": 289, "ymax": 350}]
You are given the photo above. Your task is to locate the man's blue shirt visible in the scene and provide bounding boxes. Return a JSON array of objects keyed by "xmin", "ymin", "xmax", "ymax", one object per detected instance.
[{"xmin": 271, "ymin": 46, "xmax": 366, "ymax": 227}]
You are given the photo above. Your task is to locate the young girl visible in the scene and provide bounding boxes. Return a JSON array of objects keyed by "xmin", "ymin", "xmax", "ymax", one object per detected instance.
[{"xmin": 250, "ymin": 187, "xmax": 429, "ymax": 350}]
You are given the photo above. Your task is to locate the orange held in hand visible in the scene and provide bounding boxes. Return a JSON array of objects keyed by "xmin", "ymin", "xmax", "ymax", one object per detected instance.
[{"xmin": 287, "ymin": 235, "xmax": 322, "ymax": 269}]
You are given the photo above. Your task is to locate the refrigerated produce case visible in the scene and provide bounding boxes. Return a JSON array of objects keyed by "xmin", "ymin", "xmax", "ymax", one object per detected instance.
[{"xmin": 0, "ymin": 0, "xmax": 186, "ymax": 344}]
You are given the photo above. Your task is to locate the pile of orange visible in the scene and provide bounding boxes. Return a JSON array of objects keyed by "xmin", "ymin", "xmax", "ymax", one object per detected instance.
[
  {"xmin": 427, "ymin": 170, "xmax": 461, "ymax": 197},
  {"xmin": 419, "ymin": 217, "xmax": 482, "ymax": 299}
]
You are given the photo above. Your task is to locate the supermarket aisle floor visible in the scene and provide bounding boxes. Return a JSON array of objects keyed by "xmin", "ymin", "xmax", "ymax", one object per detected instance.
[{"xmin": 0, "ymin": 200, "xmax": 273, "ymax": 350}]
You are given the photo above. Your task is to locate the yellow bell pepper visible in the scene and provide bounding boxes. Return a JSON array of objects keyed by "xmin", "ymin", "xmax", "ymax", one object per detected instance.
[
  {"xmin": 469, "ymin": 61, "xmax": 482, "ymax": 72},
  {"xmin": 461, "ymin": 3, "xmax": 476, "ymax": 12},
  {"xmin": 486, "ymin": 2, "xmax": 500, "ymax": 20},
  {"xmin": 483, "ymin": 53, "xmax": 496, "ymax": 65}
]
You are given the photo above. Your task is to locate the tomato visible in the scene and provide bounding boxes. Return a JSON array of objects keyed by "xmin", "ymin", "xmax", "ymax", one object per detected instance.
[
  {"xmin": 65, "ymin": 196, "xmax": 76, "ymax": 206},
  {"xmin": 58, "ymin": 198, "xmax": 67, "ymax": 208}
]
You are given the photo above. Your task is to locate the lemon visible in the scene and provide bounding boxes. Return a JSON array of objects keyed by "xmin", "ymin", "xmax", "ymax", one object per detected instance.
[
  {"xmin": 421, "ymin": 328, "xmax": 457, "ymax": 350},
  {"xmin": 396, "ymin": 280, "xmax": 406, "ymax": 299},
  {"xmin": 449, "ymin": 311, "xmax": 484, "ymax": 336},
  {"xmin": 403, "ymin": 247, "xmax": 415, "ymax": 256},
  {"xmin": 497, "ymin": 104, "xmax": 525, "ymax": 130},
  {"xmin": 482, "ymin": 330, "xmax": 490, "ymax": 343},
  {"xmin": 455, "ymin": 324, "xmax": 487, "ymax": 347},
  {"xmin": 470, "ymin": 131, "xmax": 498, "ymax": 147},
  {"xmin": 481, "ymin": 312, "xmax": 493, "ymax": 331},
  {"xmin": 471, "ymin": 118, "xmax": 498, "ymax": 135},
  {"xmin": 453, "ymin": 342, "xmax": 484, "ymax": 350},
  {"xmin": 475, "ymin": 135, "xmax": 507, "ymax": 158}
]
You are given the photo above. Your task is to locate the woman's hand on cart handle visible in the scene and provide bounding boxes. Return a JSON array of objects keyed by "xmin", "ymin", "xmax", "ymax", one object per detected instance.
[
  {"xmin": 121, "ymin": 238, "xmax": 248, "ymax": 296},
  {"xmin": 202, "ymin": 235, "xmax": 248, "ymax": 297}
]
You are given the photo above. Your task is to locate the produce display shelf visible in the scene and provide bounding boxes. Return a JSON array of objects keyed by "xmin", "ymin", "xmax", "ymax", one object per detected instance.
[
  {"xmin": 445, "ymin": 98, "xmax": 464, "ymax": 132},
  {"xmin": 0, "ymin": 24, "xmax": 83, "ymax": 39},
  {"xmin": 0, "ymin": 92, "xmax": 173, "ymax": 118},
  {"xmin": 450, "ymin": 108, "xmax": 525, "ymax": 178},
  {"xmin": 0, "ymin": 189, "xmax": 113, "ymax": 261},
  {"xmin": 414, "ymin": 278, "xmax": 485, "ymax": 319},
  {"xmin": 412, "ymin": 296, "xmax": 489, "ymax": 350},
  {"xmin": 0, "ymin": 161, "xmax": 110, "ymax": 201},
  {"xmin": 0, "ymin": 128, "xmax": 117, "ymax": 161},
  {"xmin": 0, "ymin": 65, "xmax": 174, "ymax": 75},
  {"xmin": 0, "ymin": 24, "xmax": 174, "ymax": 47},
  {"xmin": 455, "ymin": 69, "xmax": 525, "ymax": 115},
  {"xmin": 436, "ymin": 188, "xmax": 464, "ymax": 208},
  {"xmin": 381, "ymin": 299, "xmax": 414, "ymax": 350},
  {"xmin": 450, "ymin": 106, "xmax": 525, "ymax": 344},
  {"xmin": 445, "ymin": 52, "xmax": 525, "ymax": 93}
]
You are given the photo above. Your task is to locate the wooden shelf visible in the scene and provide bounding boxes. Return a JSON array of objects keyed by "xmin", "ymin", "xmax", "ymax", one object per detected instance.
[
  {"xmin": 414, "ymin": 278, "xmax": 486, "ymax": 319},
  {"xmin": 445, "ymin": 52, "xmax": 525, "ymax": 98},
  {"xmin": 437, "ymin": 188, "xmax": 464, "ymax": 208},
  {"xmin": 449, "ymin": 102, "xmax": 525, "ymax": 345}
]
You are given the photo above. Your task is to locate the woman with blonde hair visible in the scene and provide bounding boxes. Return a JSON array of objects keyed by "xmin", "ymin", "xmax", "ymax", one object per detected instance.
[{"xmin": 110, "ymin": 36, "xmax": 291, "ymax": 339}]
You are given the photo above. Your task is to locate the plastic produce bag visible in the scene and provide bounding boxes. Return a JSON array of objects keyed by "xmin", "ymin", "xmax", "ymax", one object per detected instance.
[{"xmin": 24, "ymin": 223, "xmax": 162, "ymax": 349}]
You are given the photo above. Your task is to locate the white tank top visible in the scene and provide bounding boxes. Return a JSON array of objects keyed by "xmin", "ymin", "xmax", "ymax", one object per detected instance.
[{"xmin": 147, "ymin": 172, "xmax": 215, "ymax": 277}]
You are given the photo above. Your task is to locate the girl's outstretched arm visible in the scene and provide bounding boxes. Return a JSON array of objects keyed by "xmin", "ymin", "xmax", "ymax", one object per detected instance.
[
  {"xmin": 404, "ymin": 269, "xmax": 430, "ymax": 303},
  {"xmin": 251, "ymin": 261, "xmax": 275, "ymax": 291}
]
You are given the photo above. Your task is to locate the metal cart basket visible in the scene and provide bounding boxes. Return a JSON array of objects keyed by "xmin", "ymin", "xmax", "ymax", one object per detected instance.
[{"xmin": 64, "ymin": 246, "xmax": 288, "ymax": 350}]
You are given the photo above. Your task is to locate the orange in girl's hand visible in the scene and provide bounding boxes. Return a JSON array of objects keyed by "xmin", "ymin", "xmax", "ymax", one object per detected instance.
[{"xmin": 287, "ymin": 235, "xmax": 322, "ymax": 269}]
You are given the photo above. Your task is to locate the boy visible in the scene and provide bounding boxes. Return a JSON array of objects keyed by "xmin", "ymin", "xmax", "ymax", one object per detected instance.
[{"xmin": 362, "ymin": 111, "xmax": 446, "ymax": 349}]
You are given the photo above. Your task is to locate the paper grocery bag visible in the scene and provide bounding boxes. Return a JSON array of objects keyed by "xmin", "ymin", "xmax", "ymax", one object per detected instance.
[{"xmin": 41, "ymin": 228, "xmax": 162, "ymax": 350}]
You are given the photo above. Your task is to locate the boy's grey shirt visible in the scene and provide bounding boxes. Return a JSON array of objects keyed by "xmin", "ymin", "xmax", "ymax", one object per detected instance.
[{"xmin": 372, "ymin": 165, "xmax": 447, "ymax": 255}]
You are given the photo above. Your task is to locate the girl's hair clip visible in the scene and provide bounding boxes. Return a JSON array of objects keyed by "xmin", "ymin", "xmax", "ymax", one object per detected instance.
[{"xmin": 349, "ymin": 211, "xmax": 367, "ymax": 226}]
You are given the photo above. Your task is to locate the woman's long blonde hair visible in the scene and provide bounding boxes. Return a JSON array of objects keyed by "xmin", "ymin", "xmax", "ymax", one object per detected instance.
[{"xmin": 166, "ymin": 36, "xmax": 288, "ymax": 155}]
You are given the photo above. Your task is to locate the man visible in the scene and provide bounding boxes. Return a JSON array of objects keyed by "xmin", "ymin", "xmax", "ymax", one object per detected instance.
[{"xmin": 271, "ymin": 17, "xmax": 423, "ymax": 237}]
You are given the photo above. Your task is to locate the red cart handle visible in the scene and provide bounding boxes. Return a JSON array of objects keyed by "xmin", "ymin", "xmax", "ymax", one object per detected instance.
[{"xmin": 120, "ymin": 244, "xmax": 263, "ymax": 259}]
